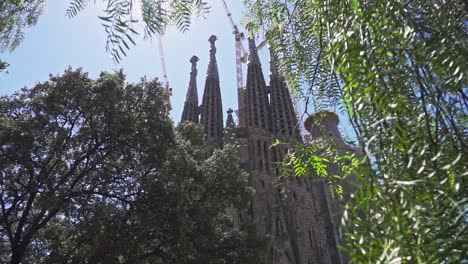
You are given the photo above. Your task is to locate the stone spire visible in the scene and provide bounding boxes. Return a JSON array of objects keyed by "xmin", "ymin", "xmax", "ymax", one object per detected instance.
[
  {"xmin": 269, "ymin": 50, "xmax": 300, "ymax": 140},
  {"xmin": 246, "ymin": 38, "xmax": 271, "ymax": 131},
  {"xmin": 225, "ymin": 108, "xmax": 235, "ymax": 128},
  {"xmin": 200, "ymin": 35, "xmax": 223, "ymax": 151},
  {"xmin": 181, "ymin": 55, "xmax": 200, "ymax": 123},
  {"xmin": 224, "ymin": 108, "xmax": 237, "ymax": 144},
  {"xmin": 243, "ymin": 38, "xmax": 275, "ymax": 243},
  {"xmin": 206, "ymin": 35, "xmax": 219, "ymax": 78}
]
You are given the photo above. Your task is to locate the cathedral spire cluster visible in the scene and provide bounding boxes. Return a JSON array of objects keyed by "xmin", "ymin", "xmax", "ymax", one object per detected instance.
[{"xmin": 179, "ymin": 34, "xmax": 349, "ymax": 264}]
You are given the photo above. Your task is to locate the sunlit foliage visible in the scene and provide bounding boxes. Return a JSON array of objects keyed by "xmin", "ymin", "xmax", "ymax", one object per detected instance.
[{"xmin": 245, "ymin": 0, "xmax": 467, "ymax": 262}]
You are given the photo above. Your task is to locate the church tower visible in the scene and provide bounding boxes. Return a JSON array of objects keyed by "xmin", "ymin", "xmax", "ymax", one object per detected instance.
[
  {"xmin": 244, "ymin": 38, "xmax": 274, "ymax": 174},
  {"xmin": 269, "ymin": 51, "xmax": 301, "ymax": 143},
  {"xmin": 200, "ymin": 35, "xmax": 224, "ymax": 153},
  {"xmin": 240, "ymin": 38, "xmax": 298, "ymax": 264},
  {"xmin": 181, "ymin": 55, "xmax": 200, "ymax": 123},
  {"xmin": 269, "ymin": 49, "xmax": 301, "ymax": 177},
  {"xmin": 180, "ymin": 35, "xmax": 351, "ymax": 264},
  {"xmin": 243, "ymin": 38, "xmax": 274, "ymax": 237}
]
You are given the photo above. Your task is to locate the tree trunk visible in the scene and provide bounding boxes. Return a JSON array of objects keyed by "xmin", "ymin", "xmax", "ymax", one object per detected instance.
[{"xmin": 10, "ymin": 245, "xmax": 26, "ymax": 264}]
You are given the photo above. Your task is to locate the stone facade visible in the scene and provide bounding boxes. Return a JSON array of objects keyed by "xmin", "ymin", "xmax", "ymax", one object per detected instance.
[{"xmin": 180, "ymin": 35, "xmax": 354, "ymax": 264}]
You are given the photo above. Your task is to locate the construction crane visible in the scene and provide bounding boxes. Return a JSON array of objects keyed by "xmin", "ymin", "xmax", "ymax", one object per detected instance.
[
  {"xmin": 220, "ymin": 0, "xmax": 267, "ymax": 91},
  {"xmin": 220, "ymin": 0, "xmax": 257, "ymax": 127},
  {"xmin": 220, "ymin": 0, "xmax": 247, "ymax": 87},
  {"xmin": 156, "ymin": 34, "xmax": 172, "ymax": 102}
]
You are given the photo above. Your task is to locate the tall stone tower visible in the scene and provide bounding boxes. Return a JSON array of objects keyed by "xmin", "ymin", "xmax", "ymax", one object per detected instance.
[
  {"xmin": 180, "ymin": 35, "xmax": 351, "ymax": 264},
  {"xmin": 199, "ymin": 35, "xmax": 224, "ymax": 154},
  {"xmin": 181, "ymin": 55, "xmax": 200, "ymax": 123},
  {"xmin": 243, "ymin": 38, "xmax": 276, "ymax": 241}
]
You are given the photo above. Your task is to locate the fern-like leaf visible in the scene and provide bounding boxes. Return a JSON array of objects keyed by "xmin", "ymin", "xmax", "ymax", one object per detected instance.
[{"xmin": 66, "ymin": 0, "xmax": 88, "ymax": 18}]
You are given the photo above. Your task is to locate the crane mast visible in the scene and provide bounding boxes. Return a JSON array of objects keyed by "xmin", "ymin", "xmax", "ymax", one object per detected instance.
[
  {"xmin": 157, "ymin": 34, "xmax": 172, "ymax": 101},
  {"xmin": 220, "ymin": 0, "xmax": 247, "ymax": 89},
  {"xmin": 220, "ymin": 0, "xmax": 249, "ymax": 126}
]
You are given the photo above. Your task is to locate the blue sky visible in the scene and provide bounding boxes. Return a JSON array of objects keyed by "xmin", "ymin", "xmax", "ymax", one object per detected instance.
[
  {"xmin": 0, "ymin": 0, "xmax": 274, "ymax": 123},
  {"xmin": 0, "ymin": 0, "xmax": 356, "ymax": 141}
]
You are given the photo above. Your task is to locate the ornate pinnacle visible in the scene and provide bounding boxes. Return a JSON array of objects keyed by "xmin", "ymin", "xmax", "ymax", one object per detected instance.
[
  {"xmin": 190, "ymin": 55, "xmax": 199, "ymax": 65},
  {"xmin": 190, "ymin": 55, "xmax": 199, "ymax": 75},
  {"xmin": 207, "ymin": 35, "xmax": 219, "ymax": 78},
  {"xmin": 208, "ymin": 34, "xmax": 218, "ymax": 45},
  {"xmin": 208, "ymin": 35, "xmax": 217, "ymax": 60}
]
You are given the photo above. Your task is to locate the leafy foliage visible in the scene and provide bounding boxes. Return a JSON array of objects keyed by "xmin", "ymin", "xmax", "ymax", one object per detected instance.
[
  {"xmin": 281, "ymin": 134, "xmax": 359, "ymax": 201},
  {"xmin": 65, "ymin": 0, "xmax": 88, "ymax": 18},
  {"xmin": 98, "ymin": 0, "xmax": 140, "ymax": 63},
  {"xmin": 0, "ymin": 0, "xmax": 44, "ymax": 52},
  {"xmin": 0, "ymin": 0, "xmax": 45, "ymax": 72},
  {"xmin": 244, "ymin": 0, "xmax": 467, "ymax": 262},
  {"xmin": 0, "ymin": 69, "xmax": 262, "ymax": 263}
]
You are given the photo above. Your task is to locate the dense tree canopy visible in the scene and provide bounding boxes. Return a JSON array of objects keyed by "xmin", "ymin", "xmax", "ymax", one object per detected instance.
[{"xmin": 0, "ymin": 69, "xmax": 262, "ymax": 263}]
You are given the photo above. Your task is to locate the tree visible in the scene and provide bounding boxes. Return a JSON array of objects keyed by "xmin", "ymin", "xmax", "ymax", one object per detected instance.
[
  {"xmin": 0, "ymin": 68, "xmax": 262, "ymax": 263},
  {"xmin": 244, "ymin": 0, "xmax": 467, "ymax": 263}
]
